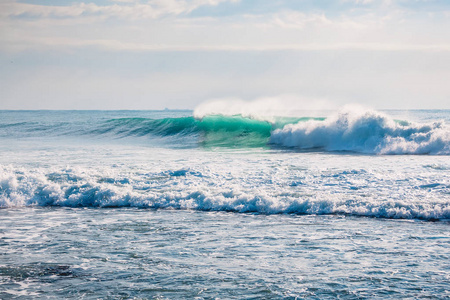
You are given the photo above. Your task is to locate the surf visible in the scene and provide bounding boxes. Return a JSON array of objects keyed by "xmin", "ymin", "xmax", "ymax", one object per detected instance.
[
  {"xmin": 1, "ymin": 164, "xmax": 448, "ymax": 220},
  {"xmin": 270, "ymin": 107, "xmax": 450, "ymax": 155},
  {"xmin": 0, "ymin": 108, "xmax": 448, "ymax": 154}
]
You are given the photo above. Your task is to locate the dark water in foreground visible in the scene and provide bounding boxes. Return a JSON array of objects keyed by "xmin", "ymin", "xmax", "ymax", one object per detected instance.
[{"xmin": 1, "ymin": 208, "xmax": 449, "ymax": 299}]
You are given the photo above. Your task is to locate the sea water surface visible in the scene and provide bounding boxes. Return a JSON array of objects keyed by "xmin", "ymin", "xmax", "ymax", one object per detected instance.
[{"xmin": 0, "ymin": 108, "xmax": 449, "ymax": 299}]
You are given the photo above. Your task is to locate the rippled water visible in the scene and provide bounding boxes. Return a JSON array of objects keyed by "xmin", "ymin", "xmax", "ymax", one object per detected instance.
[{"xmin": 1, "ymin": 208, "xmax": 449, "ymax": 299}]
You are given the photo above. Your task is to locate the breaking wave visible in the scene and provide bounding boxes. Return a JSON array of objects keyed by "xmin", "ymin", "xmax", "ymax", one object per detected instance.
[
  {"xmin": 270, "ymin": 108, "xmax": 449, "ymax": 155},
  {"xmin": 0, "ymin": 108, "xmax": 448, "ymax": 154},
  {"xmin": 1, "ymin": 166, "xmax": 448, "ymax": 220}
]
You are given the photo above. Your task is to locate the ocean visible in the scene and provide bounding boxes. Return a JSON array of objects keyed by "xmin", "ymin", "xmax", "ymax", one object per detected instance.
[{"xmin": 0, "ymin": 108, "xmax": 449, "ymax": 299}]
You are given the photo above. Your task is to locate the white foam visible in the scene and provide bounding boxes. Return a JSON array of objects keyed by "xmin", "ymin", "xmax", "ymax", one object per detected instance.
[
  {"xmin": 1, "ymin": 163, "xmax": 448, "ymax": 220},
  {"xmin": 270, "ymin": 106, "xmax": 450, "ymax": 154}
]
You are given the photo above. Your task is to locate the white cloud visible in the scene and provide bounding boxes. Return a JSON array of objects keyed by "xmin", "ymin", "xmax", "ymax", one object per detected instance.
[
  {"xmin": 2, "ymin": 0, "xmax": 450, "ymax": 54},
  {"xmin": 3, "ymin": 3, "xmax": 450, "ymax": 53},
  {"xmin": 4, "ymin": 32, "xmax": 450, "ymax": 53},
  {"xmin": 110, "ymin": 0, "xmax": 140, "ymax": 3},
  {"xmin": 269, "ymin": 11, "xmax": 333, "ymax": 29},
  {"xmin": 1, "ymin": 0, "xmax": 239, "ymax": 20}
]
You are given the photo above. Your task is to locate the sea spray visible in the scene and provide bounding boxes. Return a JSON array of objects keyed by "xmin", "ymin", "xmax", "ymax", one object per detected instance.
[
  {"xmin": 193, "ymin": 96, "xmax": 334, "ymax": 119},
  {"xmin": 270, "ymin": 107, "xmax": 450, "ymax": 154}
]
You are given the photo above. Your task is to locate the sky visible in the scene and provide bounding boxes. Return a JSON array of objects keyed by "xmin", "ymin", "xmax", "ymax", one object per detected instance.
[{"xmin": 1, "ymin": 0, "xmax": 450, "ymax": 110}]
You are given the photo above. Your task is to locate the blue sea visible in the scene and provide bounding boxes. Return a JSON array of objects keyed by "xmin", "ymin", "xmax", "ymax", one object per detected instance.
[{"xmin": 0, "ymin": 108, "xmax": 449, "ymax": 299}]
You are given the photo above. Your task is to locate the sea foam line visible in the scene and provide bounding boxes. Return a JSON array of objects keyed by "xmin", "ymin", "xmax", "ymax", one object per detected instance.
[{"xmin": 1, "ymin": 166, "xmax": 449, "ymax": 220}]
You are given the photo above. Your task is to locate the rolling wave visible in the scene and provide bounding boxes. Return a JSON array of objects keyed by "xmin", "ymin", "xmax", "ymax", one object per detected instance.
[
  {"xmin": 95, "ymin": 109, "xmax": 448, "ymax": 154},
  {"xmin": 96, "ymin": 115, "xmax": 310, "ymax": 137},
  {"xmin": 92, "ymin": 115, "xmax": 275, "ymax": 147},
  {"xmin": 0, "ymin": 108, "xmax": 448, "ymax": 154}
]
